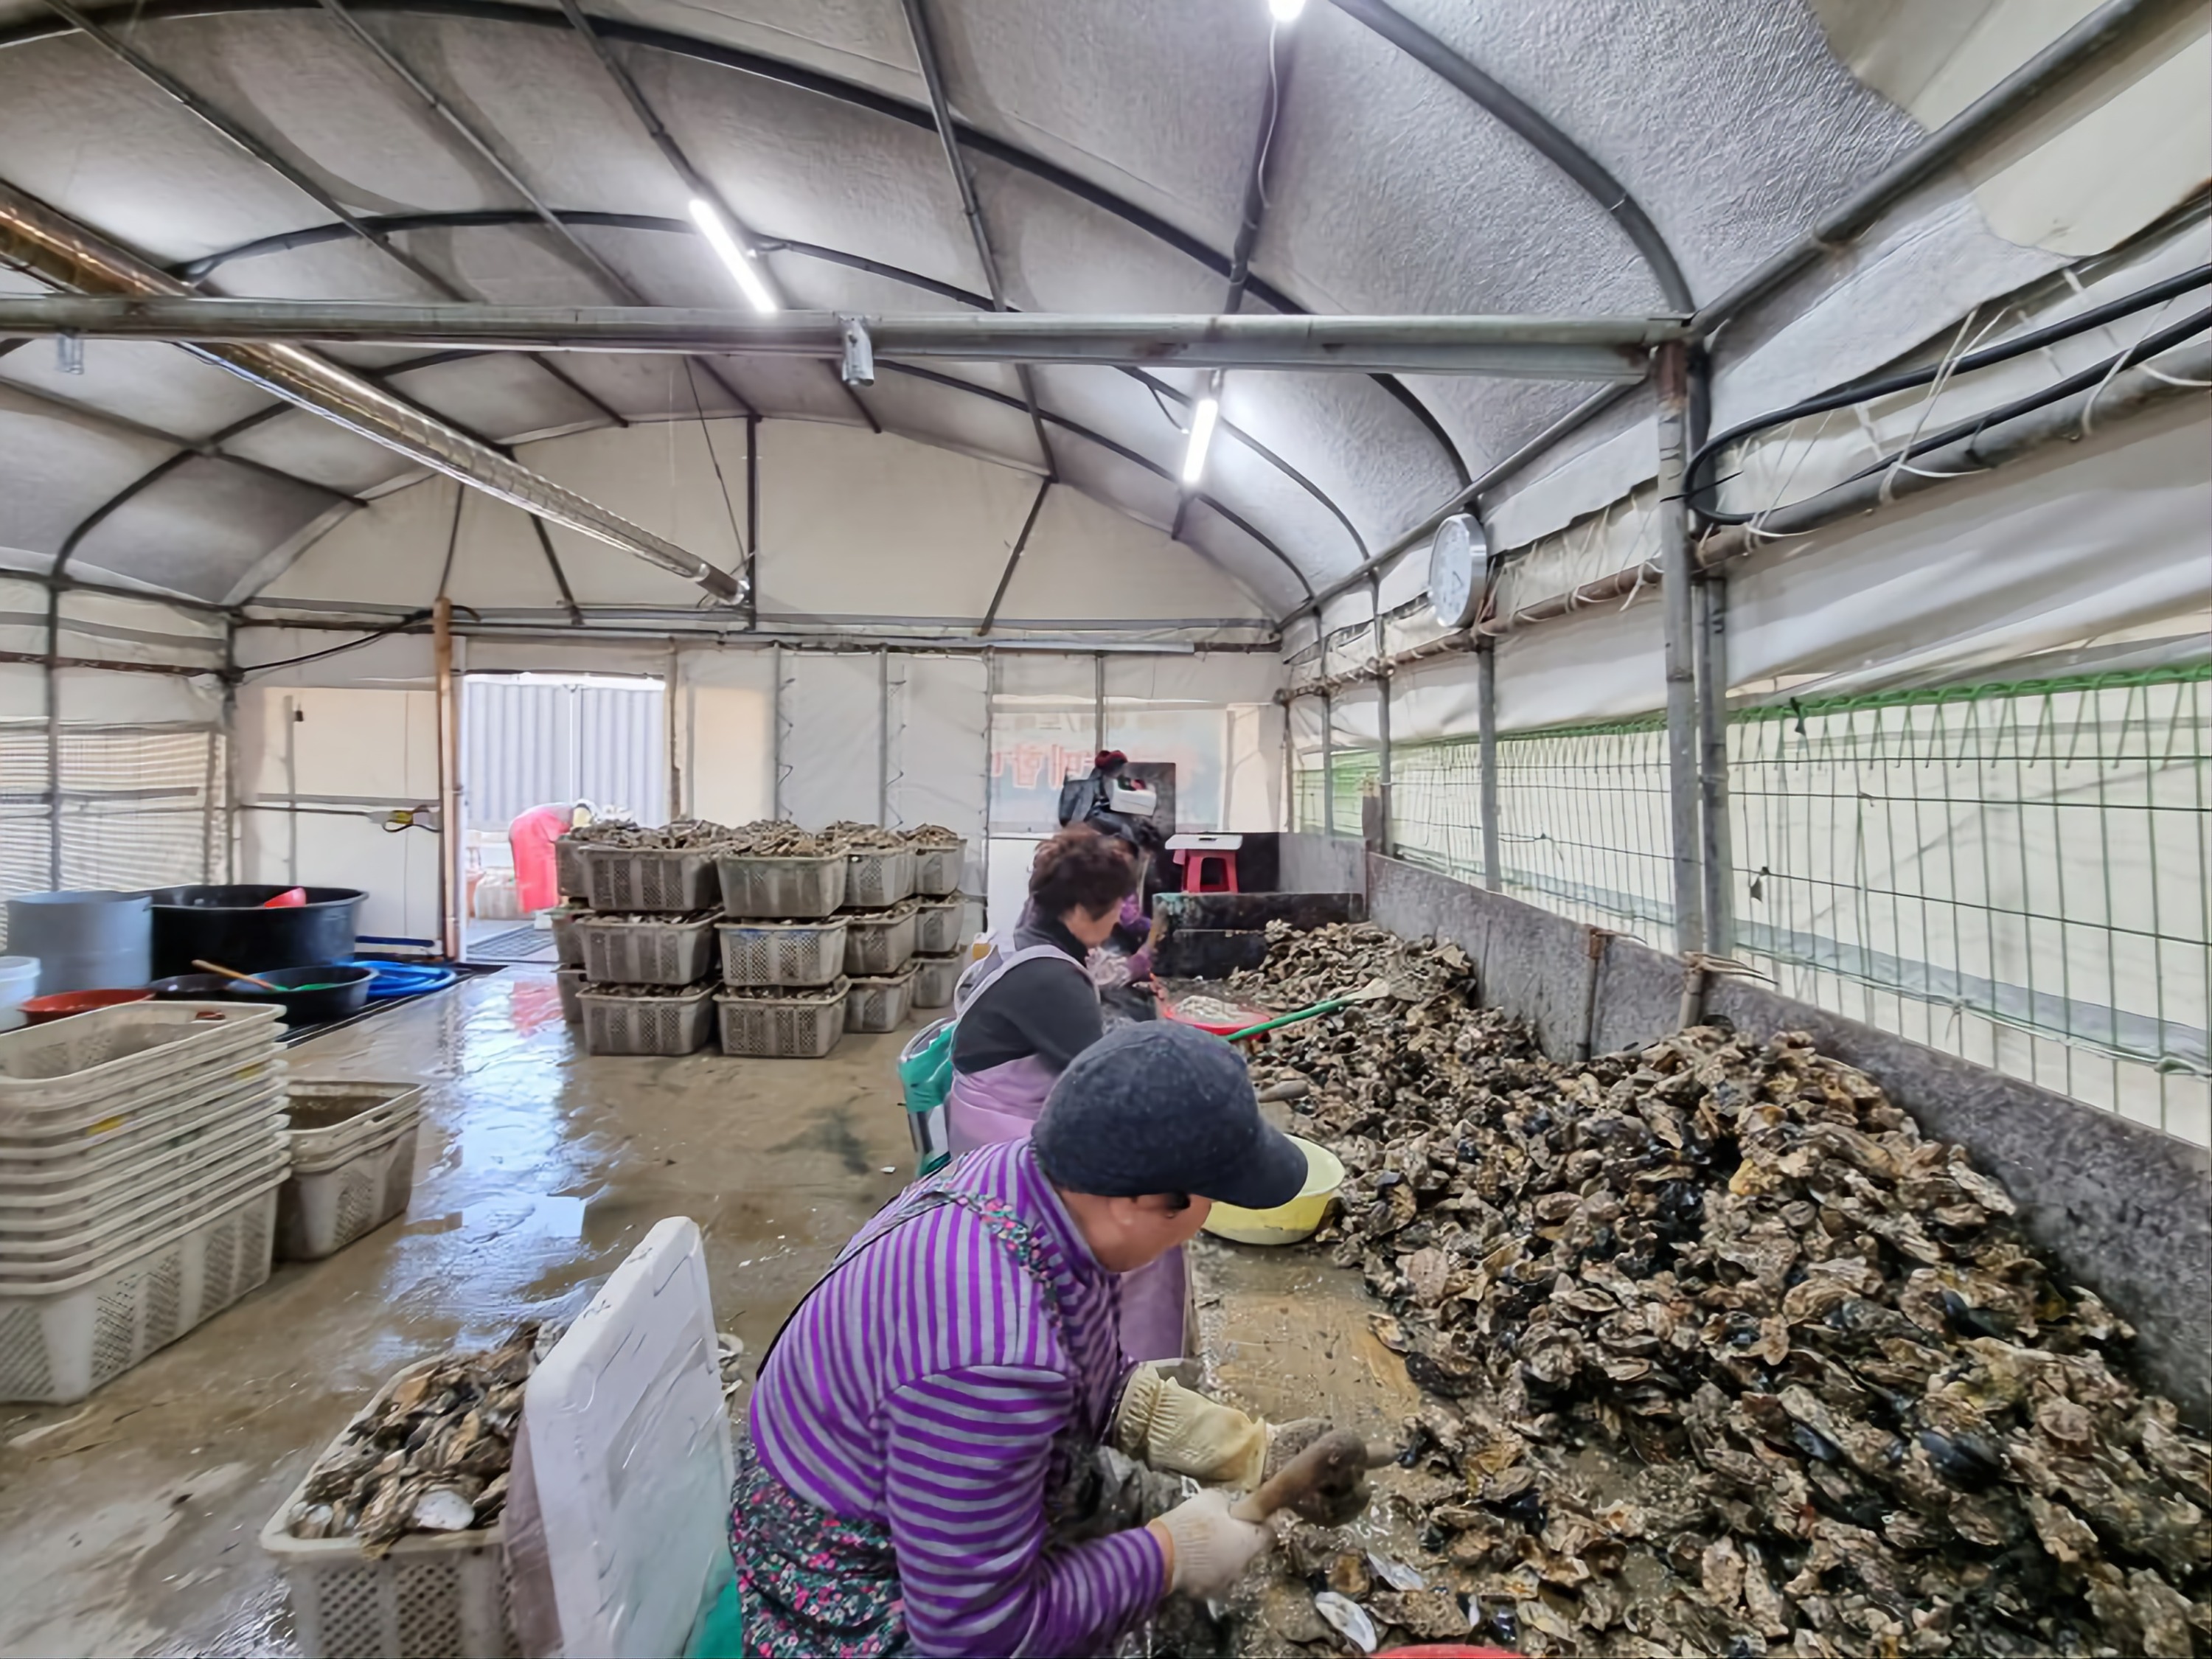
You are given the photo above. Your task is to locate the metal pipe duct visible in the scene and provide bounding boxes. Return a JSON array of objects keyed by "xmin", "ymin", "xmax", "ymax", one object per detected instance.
[
  {"xmin": 0, "ymin": 294, "xmax": 1681, "ymax": 378},
  {"xmin": 0, "ymin": 183, "xmax": 741, "ymax": 604}
]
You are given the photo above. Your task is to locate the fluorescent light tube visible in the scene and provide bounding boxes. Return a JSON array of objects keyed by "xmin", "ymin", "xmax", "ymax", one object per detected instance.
[
  {"xmin": 1181, "ymin": 394, "xmax": 1220, "ymax": 487},
  {"xmin": 687, "ymin": 198, "xmax": 778, "ymax": 314}
]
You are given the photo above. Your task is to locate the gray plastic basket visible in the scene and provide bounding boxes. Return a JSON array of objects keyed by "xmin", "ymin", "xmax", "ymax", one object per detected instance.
[
  {"xmin": 910, "ymin": 952, "xmax": 963, "ymax": 1010},
  {"xmin": 578, "ymin": 984, "xmax": 715, "ymax": 1056},
  {"xmin": 556, "ymin": 967, "xmax": 585, "ymax": 1023},
  {"xmin": 716, "ymin": 981, "xmax": 849, "ymax": 1059},
  {"xmin": 846, "ymin": 964, "xmax": 917, "ymax": 1034},
  {"xmin": 842, "ymin": 902, "xmax": 918, "ymax": 978},
  {"xmin": 844, "ymin": 845, "xmax": 916, "ymax": 908},
  {"xmin": 580, "ymin": 845, "xmax": 718, "ymax": 914},
  {"xmin": 549, "ymin": 904, "xmax": 588, "ymax": 967},
  {"xmin": 717, "ymin": 918, "xmax": 849, "ymax": 987},
  {"xmin": 914, "ymin": 896, "xmax": 963, "ymax": 956},
  {"xmin": 716, "ymin": 852, "xmax": 847, "ymax": 920},
  {"xmin": 555, "ymin": 835, "xmax": 590, "ymax": 902},
  {"xmin": 574, "ymin": 914, "xmax": 717, "ymax": 987},
  {"xmin": 911, "ymin": 839, "xmax": 965, "ymax": 897}
]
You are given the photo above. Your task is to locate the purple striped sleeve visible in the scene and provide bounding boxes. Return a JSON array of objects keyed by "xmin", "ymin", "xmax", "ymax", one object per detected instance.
[{"xmin": 882, "ymin": 1366, "xmax": 1166, "ymax": 1656}]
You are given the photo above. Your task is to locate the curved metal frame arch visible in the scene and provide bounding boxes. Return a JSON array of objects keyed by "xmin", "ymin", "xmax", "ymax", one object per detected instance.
[
  {"xmin": 0, "ymin": 0, "xmax": 1472, "ymax": 487},
  {"xmin": 175, "ymin": 206, "xmax": 1369, "ymax": 570}
]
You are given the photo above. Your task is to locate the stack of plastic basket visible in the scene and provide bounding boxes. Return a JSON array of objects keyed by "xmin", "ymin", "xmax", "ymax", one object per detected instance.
[
  {"xmin": 0, "ymin": 1001, "xmax": 288, "ymax": 1404},
  {"xmin": 570, "ymin": 824, "xmax": 725, "ymax": 1057},
  {"xmin": 276, "ymin": 1082, "xmax": 425, "ymax": 1262},
  {"xmin": 905, "ymin": 829, "xmax": 968, "ymax": 1011}
]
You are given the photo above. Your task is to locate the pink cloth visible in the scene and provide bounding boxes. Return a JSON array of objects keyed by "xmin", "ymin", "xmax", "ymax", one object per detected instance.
[{"xmin": 508, "ymin": 804, "xmax": 571, "ymax": 915}]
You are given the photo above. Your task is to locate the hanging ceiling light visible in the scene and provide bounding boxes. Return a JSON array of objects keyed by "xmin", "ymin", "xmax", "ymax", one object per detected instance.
[
  {"xmin": 1268, "ymin": 0, "xmax": 1305, "ymax": 20},
  {"xmin": 1180, "ymin": 390, "xmax": 1220, "ymax": 487},
  {"xmin": 687, "ymin": 198, "xmax": 778, "ymax": 314}
]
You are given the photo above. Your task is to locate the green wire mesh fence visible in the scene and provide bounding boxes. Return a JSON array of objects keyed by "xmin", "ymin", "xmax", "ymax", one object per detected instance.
[{"xmin": 1298, "ymin": 665, "xmax": 2211, "ymax": 1144}]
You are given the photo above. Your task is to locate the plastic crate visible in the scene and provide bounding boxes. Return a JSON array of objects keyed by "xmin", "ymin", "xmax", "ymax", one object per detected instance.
[
  {"xmin": 277, "ymin": 1119, "xmax": 419, "ymax": 1262},
  {"xmin": 556, "ymin": 968, "xmax": 584, "ymax": 1024},
  {"xmin": 914, "ymin": 896, "xmax": 964, "ymax": 956},
  {"xmin": 911, "ymin": 838, "xmax": 965, "ymax": 897},
  {"xmin": 284, "ymin": 1082, "xmax": 421, "ymax": 1161},
  {"xmin": 715, "ymin": 852, "xmax": 846, "ymax": 920},
  {"xmin": 0, "ymin": 1107, "xmax": 285, "ymax": 1232},
  {"xmin": 549, "ymin": 904, "xmax": 588, "ymax": 967},
  {"xmin": 555, "ymin": 835, "xmax": 590, "ymax": 902},
  {"xmin": 0, "ymin": 1067, "xmax": 286, "ymax": 1182},
  {"xmin": 574, "ymin": 914, "xmax": 717, "ymax": 987},
  {"xmin": 580, "ymin": 845, "xmax": 718, "ymax": 914},
  {"xmin": 0, "ymin": 1003, "xmax": 280, "ymax": 1127},
  {"xmin": 910, "ymin": 953, "xmax": 964, "ymax": 1010},
  {"xmin": 716, "ymin": 918, "xmax": 849, "ymax": 987},
  {"xmin": 846, "ymin": 964, "xmax": 918, "ymax": 1034},
  {"xmin": 578, "ymin": 984, "xmax": 715, "ymax": 1057},
  {"xmin": 260, "ymin": 1358, "xmax": 517, "ymax": 1659},
  {"xmin": 715, "ymin": 981, "xmax": 849, "ymax": 1059},
  {"xmin": 0, "ymin": 1180, "xmax": 280, "ymax": 1403},
  {"xmin": 843, "ymin": 845, "xmax": 916, "ymax": 908},
  {"xmin": 0, "ymin": 1144, "xmax": 288, "ymax": 1275},
  {"xmin": 842, "ymin": 902, "xmax": 919, "ymax": 978}
]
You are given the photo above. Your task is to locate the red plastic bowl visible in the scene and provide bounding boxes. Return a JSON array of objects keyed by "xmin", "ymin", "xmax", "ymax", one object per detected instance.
[{"xmin": 22, "ymin": 988, "xmax": 155, "ymax": 1024}]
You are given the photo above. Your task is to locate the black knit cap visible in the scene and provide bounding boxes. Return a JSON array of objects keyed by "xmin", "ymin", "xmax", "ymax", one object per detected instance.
[{"xmin": 1032, "ymin": 1021, "xmax": 1310, "ymax": 1210}]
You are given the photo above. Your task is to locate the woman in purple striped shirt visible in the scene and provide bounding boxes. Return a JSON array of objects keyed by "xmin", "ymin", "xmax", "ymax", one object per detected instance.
[{"xmin": 735, "ymin": 1021, "xmax": 1322, "ymax": 1657}]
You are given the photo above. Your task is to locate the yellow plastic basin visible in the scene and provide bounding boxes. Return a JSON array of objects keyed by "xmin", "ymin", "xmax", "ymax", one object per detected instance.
[{"xmin": 1202, "ymin": 1135, "xmax": 1344, "ymax": 1245}]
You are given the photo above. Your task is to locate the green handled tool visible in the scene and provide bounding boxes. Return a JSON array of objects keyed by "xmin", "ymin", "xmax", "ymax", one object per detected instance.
[{"xmin": 1222, "ymin": 976, "xmax": 1394, "ymax": 1041}]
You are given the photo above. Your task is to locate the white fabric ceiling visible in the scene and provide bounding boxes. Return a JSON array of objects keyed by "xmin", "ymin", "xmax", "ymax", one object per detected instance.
[{"xmin": 0, "ymin": 0, "xmax": 2118, "ymax": 620}]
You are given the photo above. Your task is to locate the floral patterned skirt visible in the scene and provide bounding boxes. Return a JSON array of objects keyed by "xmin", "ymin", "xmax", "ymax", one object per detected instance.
[{"xmin": 728, "ymin": 1447, "xmax": 910, "ymax": 1659}]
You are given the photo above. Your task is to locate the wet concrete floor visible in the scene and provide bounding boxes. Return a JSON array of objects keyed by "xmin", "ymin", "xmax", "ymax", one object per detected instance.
[{"xmin": 0, "ymin": 967, "xmax": 914, "ymax": 1658}]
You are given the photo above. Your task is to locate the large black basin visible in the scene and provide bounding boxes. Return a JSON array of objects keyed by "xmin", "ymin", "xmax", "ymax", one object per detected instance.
[{"xmin": 145, "ymin": 885, "xmax": 366, "ymax": 980}]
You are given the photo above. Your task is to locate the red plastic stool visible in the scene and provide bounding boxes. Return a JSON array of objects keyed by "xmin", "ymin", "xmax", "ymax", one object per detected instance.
[{"xmin": 1175, "ymin": 848, "xmax": 1239, "ymax": 893}]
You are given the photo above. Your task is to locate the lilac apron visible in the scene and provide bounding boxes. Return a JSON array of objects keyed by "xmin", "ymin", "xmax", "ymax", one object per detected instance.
[{"xmin": 944, "ymin": 942, "xmax": 1187, "ymax": 1362}]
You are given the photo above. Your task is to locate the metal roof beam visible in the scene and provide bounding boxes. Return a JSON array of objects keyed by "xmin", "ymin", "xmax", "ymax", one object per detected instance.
[
  {"xmin": 897, "ymin": 0, "xmax": 1054, "ymax": 477},
  {"xmin": 0, "ymin": 296, "xmax": 1677, "ymax": 376}
]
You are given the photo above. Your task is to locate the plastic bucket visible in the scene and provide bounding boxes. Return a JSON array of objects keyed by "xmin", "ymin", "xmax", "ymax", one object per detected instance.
[
  {"xmin": 1200, "ymin": 1135, "xmax": 1343, "ymax": 1245},
  {"xmin": 6, "ymin": 891, "xmax": 152, "ymax": 995},
  {"xmin": 0, "ymin": 958, "xmax": 39, "ymax": 1032}
]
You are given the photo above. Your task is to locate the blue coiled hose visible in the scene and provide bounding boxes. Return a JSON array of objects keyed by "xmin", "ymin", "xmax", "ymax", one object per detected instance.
[{"xmin": 336, "ymin": 958, "xmax": 459, "ymax": 999}]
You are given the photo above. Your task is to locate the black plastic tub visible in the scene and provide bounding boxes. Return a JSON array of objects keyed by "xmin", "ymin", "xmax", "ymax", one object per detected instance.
[
  {"xmin": 149, "ymin": 973, "xmax": 235, "ymax": 1000},
  {"xmin": 145, "ymin": 886, "xmax": 366, "ymax": 980},
  {"xmin": 222, "ymin": 964, "xmax": 375, "ymax": 1024}
]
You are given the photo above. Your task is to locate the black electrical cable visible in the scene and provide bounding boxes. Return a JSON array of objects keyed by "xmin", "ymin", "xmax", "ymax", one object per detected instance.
[
  {"xmin": 236, "ymin": 612, "xmax": 429, "ymax": 677},
  {"xmin": 1688, "ymin": 262, "xmax": 2212, "ymax": 525}
]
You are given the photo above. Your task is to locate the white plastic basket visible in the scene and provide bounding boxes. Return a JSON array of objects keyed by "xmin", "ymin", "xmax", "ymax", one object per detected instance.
[
  {"xmin": 716, "ymin": 982, "xmax": 849, "ymax": 1058},
  {"xmin": 716, "ymin": 917, "xmax": 849, "ymax": 987},
  {"xmin": 284, "ymin": 1082, "xmax": 423, "ymax": 1169},
  {"xmin": 846, "ymin": 964, "xmax": 918, "ymax": 1034},
  {"xmin": 557, "ymin": 967, "xmax": 585, "ymax": 1023},
  {"xmin": 0, "ymin": 1144, "xmax": 288, "ymax": 1278},
  {"xmin": 278, "ymin": 1119, "xmax": 420, "ymax": 1262},
  {"xmin": 0, "ymin": 1107, "xmax": 285, "ymax": 1231},
  {"xmin": 0, "ymin": 1004, "xmax": 281, "ymax": 1133},
  {"xmin": 914, "ymin": 896, "xmax": 963, "ymax": 956},
  {"xmin": 843, "ymin": 845, "xmax": 916, "ymax": 908},
  {"xmin": 261, "ymin": 1358, "xmax": 517, "ymax": 1659},
  {"xmin": 580, "ymin": 844, "xmax": 718, "ymax": 913},
  {"xmin": 0, "ymin": 1179, "xmax": 280, "ymax": 1402},
  {"xmin": 910, "ymin": 952, "xmax": 963, "ymax": 1010},
  {"xmin": 909, "ymin": 838, "xmax": 965, "ymax": 897},
  {"xmin": 578, "ymin": 984, "xmax": 716, "ymax": 1056},
  {"xmin": 715, "ymin": 851, "xmax": 847, "ymax": 920},
  {"xmin": 0, "ymin": 1068, "xmax": 287, "ymax": 1183},
  {"xmin": 549, "ymin": 904, "xmax": 588, "ymax": 967},
  {"xmin": 842, "ymin": 902, "xmax": 919, "ymax": 977},
  {"xmin": 574, "ymin": 913, "xmax": 718, "ymax": 987}
]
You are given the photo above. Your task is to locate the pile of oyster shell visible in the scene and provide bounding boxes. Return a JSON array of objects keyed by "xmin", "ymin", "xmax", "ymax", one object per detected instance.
[
  {"xmin": 569, "ymin": 818, "xmax": 728, "ymax": 849},
  {"xmin": 1228, "ymin": 923, "xmax": 2211, "ymax": 1658},
  {"xmin": 718, "ymin": 819, "xmax": 844, "ymax": 856},
  {"xmin": 285, "ymin": 1323, "xmax": 544, "ymax": 1555},
  {"xmin": 822, "ymin": 820, "xmax": 909, "ymax": 852},
  {"xmin": 904, "ymin": 823, "xmax": 964, "ymax": 848}
]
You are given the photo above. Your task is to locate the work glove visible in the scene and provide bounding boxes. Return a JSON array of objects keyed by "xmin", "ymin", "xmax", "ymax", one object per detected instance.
[
  {"xmin": 1147, "ymin": 1487, "xmax": 1273, "ymax": 1598},
  {"xmin": 1113, "ymin": 1363, "xmax": 1331, "ymax": 1490}
]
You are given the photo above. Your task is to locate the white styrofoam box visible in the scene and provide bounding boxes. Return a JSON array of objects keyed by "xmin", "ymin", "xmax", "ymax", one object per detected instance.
[
  {"xmin": 521, "ymin": 1217, "xmax": 733, "ymax": 1659},
  {"xmin": 276, "ymin": 1120, "xmax": 420, "ymax": 1262},
  {"xmin": 260, "ymin": 1357, "xmax": 515, "ymax": 1659},
  {"xmin": 0, "ymin": 1180, "xmax": 280, "ymax": 1402}
]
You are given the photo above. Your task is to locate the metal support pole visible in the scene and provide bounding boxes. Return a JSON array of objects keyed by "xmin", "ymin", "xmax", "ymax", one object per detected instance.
[
  {"xmin": 744, "ymin": 414, "xmax": 760, "ymax": 631},
  {"xmin": 433, "ymin": 597, "xmax": 462, "ymax": 960},
  {"xmin": 1371, "ymin": 580, "xmax": 1392, "ymax": 858},
  {"xmin": 666, "ymin": 643, "xmax": 683, "ymax": 821},
  {"xmin": 981, "ymin": 648, "xmax": 996, "ymax": 929},
  {"xmin": 1655, "ymin": 341, "xmax": 1704, "ymax": 956},
  {"xmin": 1321, "ymin": 691, "xmax": 1336, "ymax": 838},
  {"xmin": 1695, "ymin": 573, "xmax": 1735, "ymax": 956},
  {"xmin": 877, "ymin": 648, "xmax": 891, "ymax": 826},
  {"xmin": 1093, "ymin": 654, "xmax": 1106, "ymax": 757},
  {"xmin": 1476, "ymin": 637, "xmax": 1501, "ymax": 893},
  {"xmin": 771, "ymin": 643, "xmax": 786, "ymax": 821},
  {"xmin": 43, "ymin": 585, "xmax": 61, "ymax": 889}
]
